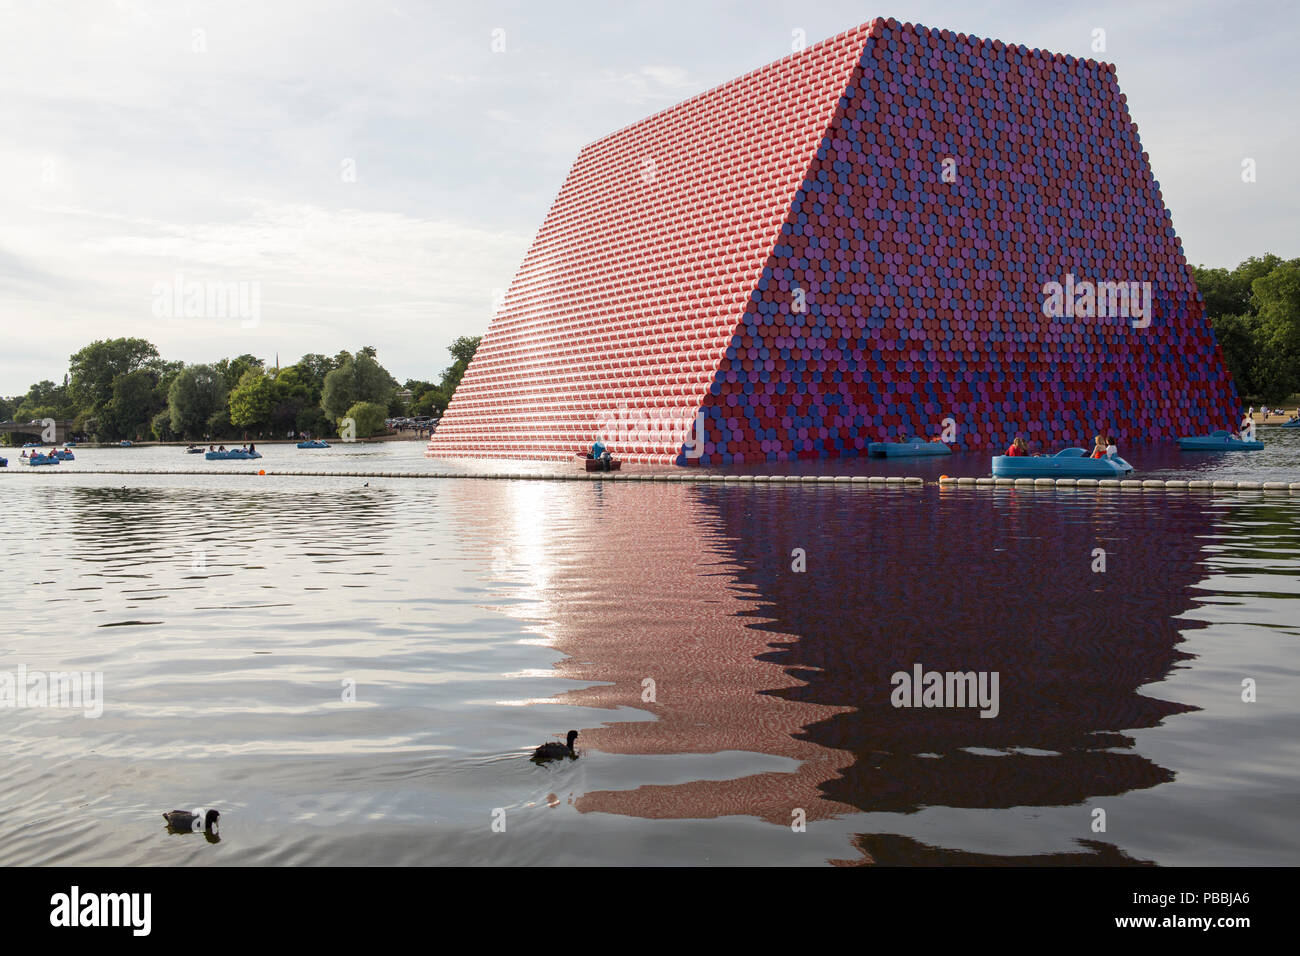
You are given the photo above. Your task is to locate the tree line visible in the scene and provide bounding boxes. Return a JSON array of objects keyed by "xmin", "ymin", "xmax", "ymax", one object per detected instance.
[
  {"xmin": 1193, "ymin": 254, "xmax": 1300, "ymax": 404},
  {"xmin": 0, "ymin": 336, "xmax": 480, "ymax": 444}
]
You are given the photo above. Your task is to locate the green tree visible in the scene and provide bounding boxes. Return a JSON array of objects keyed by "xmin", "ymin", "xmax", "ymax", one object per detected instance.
[
  {"xmin": 321, "ymin": 352, "xmax": 398, "ymax": 421},
  {"xmin": 440, "ymin": 335, "xmax": 480, "ymax": 396},
  {"xmin": 401, "ymin": 379, "xmax": 437, "ymax": 414},
  {"xmin": 1247, "ymin": 259, "xmax": 1300, "ymax": 403},
  {"xmin": 1209, "ymin": 314, "xmax": 1259, "ymax": 396},
  {"xmin": 403, "ymin": 378, "xmax": 435, "ymax": 397},
  {"xmin": 104, "ymin": 368, "xmax": 160, "ymax": 440},
  {"xmin": 295, "ymin": 406, "xmax": 332, "ymax": 438},
  {"xmin": 1195, "ymin": 255, "xmax": 1300, "ymax": 403},
  {"xmin": 411, "ymin": 386, "xmax": 447, "ymax": 416},
  {"xmin": 72, "ymin": 408, "xmax": 98, "ymax": 440},
  {"xmin": 266, "ymin": 366, "xmax": 313, "ymax": 434},
  {"xmin": 153, "ymin": 360, "xmax": 184, "ymax": 408},
  {"xmin": 228, "ymin": 368, "xmax": 275, "ymax": 430},
  {"xmin": 291, "ymin": 353, "xmax": 337, "ymax": 402},
  {"xmin": 1193, "ymin": 255, "xmax": 1282, "ymax": 319},
  {"xmin": 1249, "ymin": 346, "xmax": 1299, "ymax": 405},
  {"xmin": 168, "ymin": 365, "xmax": 228, "ymax": 438},
  {"xmin": 151, "ymin": 408, "xmax": 176, "ymax": 442},
  {"xmin": 14, "ymin": 379, "xmax": 72, "ymax": 421},
  {"xmin": 321, "ymin": 365, "xmax": 357, "ymax": 421},
  {"xmin": 207, "ymin": 408, "xmax": 232, "ymax": 437},
  {"xmin": 1253, "ymin": 260, "xmax": 1300, "ymax": 351},
  {"xmin": 69, "ymin": 338, "xmax": 160, "ymax": 419},
  {"xmin": 342, "ymin": 401, "xmax": 387, "ymax": 438},
  {"xmin": 214, "ymin": 354, "xmax": 265, "ymax": 393}
]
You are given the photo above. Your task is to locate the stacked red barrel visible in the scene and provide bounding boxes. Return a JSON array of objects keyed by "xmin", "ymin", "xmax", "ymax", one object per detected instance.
[{"xmin": 428, "ymin": 18, "xmax": 1238, "ymax": 466}]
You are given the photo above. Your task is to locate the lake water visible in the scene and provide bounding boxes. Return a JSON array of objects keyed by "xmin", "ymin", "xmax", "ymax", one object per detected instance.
[{"xmin": 1, "ymin": 438, "xmax": 1298, "ymax": 866}]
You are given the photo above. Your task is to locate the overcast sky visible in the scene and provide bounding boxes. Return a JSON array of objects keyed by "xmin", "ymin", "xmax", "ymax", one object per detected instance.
[{"xmin": 1, "ymin": 0, "xmax": 1297, "ymax": 395}]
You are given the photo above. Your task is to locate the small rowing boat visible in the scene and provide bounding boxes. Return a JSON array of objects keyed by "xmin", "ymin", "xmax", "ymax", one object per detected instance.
[
  {"xmin": 205, "ymin": 450, "xmax": 263, "ymax": 460},
  {"xmin": 1177, "ymin": 431, "xmax": 1264, "ymax": 451},
  {"xmin": 992, "ymin": 447, "xmax": 1134, "ymax": 478},
  {"xmin": 578, "ymin": 455, "xmax": 621, "ymax": 472}
]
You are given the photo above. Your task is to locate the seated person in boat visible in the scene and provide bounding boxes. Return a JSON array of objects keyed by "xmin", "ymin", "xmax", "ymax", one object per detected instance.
[
  {"xmin": 1005, "ymin": 436, "xmax": 1029, "ymax": 457},
  {"xmin": 587, "ymin": 438, "xmax": 614, "ymax": 470},
  {"xmin": 1104, "ymin": 435, "xmax": 1118, "ymax": 457}
]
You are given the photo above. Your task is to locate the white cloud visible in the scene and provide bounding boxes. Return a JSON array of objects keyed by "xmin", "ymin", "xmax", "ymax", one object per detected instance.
[
  {"xmin": 0, "ymin": 198, "xmax": 529, "ymax": 382},
  {"xmin": 598, "ymin": 65, "xmax": 698, "ymax": 105}
]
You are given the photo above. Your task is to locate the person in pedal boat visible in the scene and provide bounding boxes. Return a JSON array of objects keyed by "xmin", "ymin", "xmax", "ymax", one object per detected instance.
[{"xmin": 588, "ymin": 437, "xmax": 613, "ymax": 470}]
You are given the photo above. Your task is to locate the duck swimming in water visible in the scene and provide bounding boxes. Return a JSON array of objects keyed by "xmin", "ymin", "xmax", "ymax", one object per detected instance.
[
  {"xmin": 532, "ymin": 730, "xmax": 579, "ymax": 761},
  {"xmin": 163, "ymin": 808, "xmax": 220, "ymax": 834}
]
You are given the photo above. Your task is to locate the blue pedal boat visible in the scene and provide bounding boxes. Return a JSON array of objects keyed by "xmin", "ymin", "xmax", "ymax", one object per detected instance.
[
  {"xmin": 22, "ymin": 454, "xmax": 60, "ymax": 466},
  {"xmin": 992, "ymin": 447, "xmax": 1134, "ymax": 478},
  {"xmin": 52, "ymin": 450, "xmax": 75, "ymax": 460},
  {"xmin": 868, "ymin": 438, "xmax": 952, "ymax": 458},
  {"xmin": 296, "ymin": 440, "xmax": 330, "ymax": 449},
  {"xmin": 205, "ymin": 450, "xmax": 263, "ymax": 460},
  {"xmin": 1177, "ymin": 430, "xmax": 1264, "ymax": 451}
]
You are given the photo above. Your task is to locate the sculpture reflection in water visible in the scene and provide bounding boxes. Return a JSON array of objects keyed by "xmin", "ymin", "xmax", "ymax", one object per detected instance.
[{"xmin": 453, "ymin": 481, "xmax": 1211, "ymax": 864}]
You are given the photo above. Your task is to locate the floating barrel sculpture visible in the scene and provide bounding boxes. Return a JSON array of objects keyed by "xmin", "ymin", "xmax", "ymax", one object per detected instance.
[{"xmin": 428, "ymin": 18, "xmax": 1238, "ymax": 466}]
